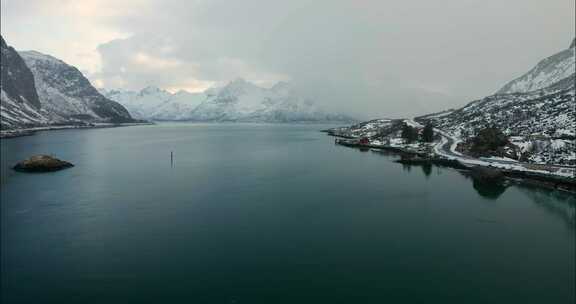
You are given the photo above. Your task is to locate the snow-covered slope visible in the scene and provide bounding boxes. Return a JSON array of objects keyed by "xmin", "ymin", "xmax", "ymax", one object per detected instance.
[
  {"xmin": 102, "ymin": 86, "xmax": 205, "ymax": 120},
  {"xmin": 418, "ymin": 39, "xmax": 576, "ymax": 165},
  {"xmin": 190, "ymin": 79, "xmax": 353, "ymax": 122},
  {"xmin": 419, "ymin": 84, "xmax": 575, "ymax": 165},
  {"xmin": 0, "ymin": 35, "xmax": 57, "ymax": 129},
  {"xmin": 155, "ymin": 90, "xmax": 206, "ymax": 120},
  {"xmin": 19, "ymin": 50, "xmax": 134, "ymax": 124},
  {"xmin": 105, "ymin": 79, "xmax": 354, "ymax": 122},
  {"xmin": 1, "ymin": 34, "xmax": 137, "ymax": 130},
  {"xmin": 332, "ymin": 38, "xmax": 575, "ymax": 166},
  {"xmin": 497, "ymin": 38, "xmax": 575, "ymax": 94}
]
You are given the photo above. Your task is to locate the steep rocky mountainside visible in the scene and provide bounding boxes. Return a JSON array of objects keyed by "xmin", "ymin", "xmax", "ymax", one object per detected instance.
[
  {"xmin": 0, "ymin": 36, "xmax": 40, "ymax": 109},
  {"xmin": 1, "ymin": 35, "xmax": 136, "ymax": 130},
  {"xmin": 104, "ymin": 79, "xmax": 354, "ymax": 123},
  {"xmin": 497, "ymin": 39, "xmax": 575, "ymax": 94},
  {"xmin": 0, "ymin": 36, "xmax": 56, "ymax": 129},
  {"xmin": 20, "ymin": 51, "xmax": 134, "ymax": 123}
]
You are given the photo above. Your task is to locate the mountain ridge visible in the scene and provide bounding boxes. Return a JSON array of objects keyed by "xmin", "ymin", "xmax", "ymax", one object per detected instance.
[
  {"xmin": 19, "ymin": 50, "xmax": 134, "ymax": 123},
  {"xmin": 497, "ymin": 38, "xmax": 575, "ymax": 94},
  {"xmin": 103, "ymin": 79, "xmax": 355, "ymax": 123},
  {"xmin": 331, "ymin": 38, "xmax": 576, "ymax": 166},
  {"xmin": 1, "ymin": 35, "xmax": 137, "ymax": 130}
]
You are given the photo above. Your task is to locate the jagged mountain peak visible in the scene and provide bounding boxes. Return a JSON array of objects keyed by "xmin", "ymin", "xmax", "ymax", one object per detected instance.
[
  {"xmin": 570, "ymin": 38, "xmax": 575, "ymax": 49},
  {"xmin": 104, "ymin": 78, "xmax": 354, "ymax": 123},
  {"xmin": 229, "ymin": 77, "xmax": 250, "ymax": 85},
  {"xmin": 214, "ymin": 78, "xmax": 262, "ymax": 103},
  {"xmin": 173, "ymin": 89, "xmax": 195, "ymax": 96},
  {"xmin": 140, "ymin": 85, "xmax": 168, "ymax": 95},
  {"xmin": 223, "ymin": 77, "xmax": 259, "ymax": 91},
  {"xmin": 271, "ymin": 81, "xmax": 292, "ymax": 92}
]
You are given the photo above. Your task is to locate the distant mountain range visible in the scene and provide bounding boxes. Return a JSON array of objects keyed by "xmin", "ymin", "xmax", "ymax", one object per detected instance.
[
  {"xmin": 101, "ymin": 86, "xmax": 205, "ymax": 121},
  {"xmin": 1, "ymin": 33, "xmax": 353, "ymax": 129},
  {"xmin": 102, "ymin": 79, "xmax": 355, "ymax": 123},
  {"xmin": 1, "ymin": 35, "xmax": 136, "ymax": 130}
]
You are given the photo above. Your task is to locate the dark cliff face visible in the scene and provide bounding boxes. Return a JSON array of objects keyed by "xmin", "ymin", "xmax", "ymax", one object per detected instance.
[{"xmin": 0, "ymin": 35, "xmax": 41, "ymax": 109}]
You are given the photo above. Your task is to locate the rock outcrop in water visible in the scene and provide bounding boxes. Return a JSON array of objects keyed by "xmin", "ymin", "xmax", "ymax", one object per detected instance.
[{"xmin": 13, "ymin": 155, "xmax": 74, "ymax": 172}]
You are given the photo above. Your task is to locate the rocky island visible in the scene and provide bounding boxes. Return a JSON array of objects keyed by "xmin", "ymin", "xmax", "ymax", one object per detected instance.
[{"xmin": 13, "ymin": 155, "xmax": 74, "ymax": 172}]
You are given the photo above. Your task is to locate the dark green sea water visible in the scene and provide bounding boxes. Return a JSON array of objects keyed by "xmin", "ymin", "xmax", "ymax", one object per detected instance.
[{"xmin": 1, "ymin": 123, "xmax": 574, "ymax": 303}]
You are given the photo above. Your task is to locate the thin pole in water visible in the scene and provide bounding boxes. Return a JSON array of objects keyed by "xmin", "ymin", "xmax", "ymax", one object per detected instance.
[{"xmin": 171, "ymin": 151, "xmax": 174, "ymax": 167}]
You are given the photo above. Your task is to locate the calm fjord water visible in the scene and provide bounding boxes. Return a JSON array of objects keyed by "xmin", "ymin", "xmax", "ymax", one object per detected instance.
[{"xmin": 1, "ymin": 123, "xmax": 574, "ymax": 303}]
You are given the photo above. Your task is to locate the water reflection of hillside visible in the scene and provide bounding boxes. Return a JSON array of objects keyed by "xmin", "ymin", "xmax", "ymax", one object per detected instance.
[
  {"xmin": 471, "ymin": 179, "xmax": 508, "ymax": 199},
  {"xmin": 394, "ymin": 155, "xmax": 575, "ymax": 231},
  {"xmin": 517, "ymin": 185, "xmax": 576, "ymax": 231}
]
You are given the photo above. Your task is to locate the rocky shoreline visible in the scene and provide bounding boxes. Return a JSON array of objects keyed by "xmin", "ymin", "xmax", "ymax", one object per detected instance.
[
  {"xmin": 329, "ymin": 133, "xmax": 576, "ymax": 194},
  {"xmin": 0, "ymin": 122, "xmax": 153, "ymax": 139}
]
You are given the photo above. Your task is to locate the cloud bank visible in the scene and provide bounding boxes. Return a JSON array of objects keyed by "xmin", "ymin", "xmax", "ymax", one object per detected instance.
[{"xmin": 1, "ymin": 0, "xmax": 574, "ymax": 118}]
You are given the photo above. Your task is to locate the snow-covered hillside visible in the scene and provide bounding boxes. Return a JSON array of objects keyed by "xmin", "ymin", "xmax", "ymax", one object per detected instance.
[
  {"xmin": 20, "ymin": 51, "xmax": 134, "ymax": 124},
  {"xmin": 1, "ymin": 35, "xmax": 136, "ymax": 130},
  {"xmin": 327, "ymin": 119, "xmax": 398, "ymax": 138},
  {"xmin": 419, "ymin": 84, "xmax": 575, "ymax": 165},
  {"xmin": 0, "ymin": 36, "xmax": 57, "ymax": 129},
  {"xmin": 497, "ymin": 39, "xmax": 575, "ymax": 94},
  {"xmin": 332, "ymin": 38, "xmax": 576, "ymax": 167},
  {"xmin": 104, "ymin": 79, "xmax": 354, "ymax": 123},
  {"xmin": 419, "ymin": 39, "xmax": 576, "ymax": 166},
  {"xmin": 102, "ymin": 86, "xmax": 205, "ymax": 120}
]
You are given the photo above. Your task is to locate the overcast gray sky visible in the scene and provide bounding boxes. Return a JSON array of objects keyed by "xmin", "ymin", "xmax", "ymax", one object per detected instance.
[{"xmin": 1, "ymin": 0, "xmax": 574, "ymax": 118}]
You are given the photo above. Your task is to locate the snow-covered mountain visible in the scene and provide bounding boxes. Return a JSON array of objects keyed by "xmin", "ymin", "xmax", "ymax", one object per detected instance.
[
  {"xmin": 420, "ymin": 39, "xmax": 575, "ymax": 138},
  {"xmin": 19, "ymin": 50, "xmax": 134, "ymax": 123},
  {"xmin": 104, "ymin": 79, "xmax": 354, "ymax": 122},
  {"xmin": 418, "ymin": 39, "xmax": 575, "ymax": 165},
  {"xmin": 332, "ymin": 38, "xmax": 575, "ymax": 166},
  {"xmin": 0, "ymin": 35, "xmax": 136, "ymax": 130},
  {"xmin": 0, "ymin": 36, "xmax": 57, "ymax": 129},
  {"xmin": 102, "ymin": 86, "xmax": 205, "ymax": 121},
  {"xmin": 497, "ymin": 39, "xmax": 575, "ymax": 94}
]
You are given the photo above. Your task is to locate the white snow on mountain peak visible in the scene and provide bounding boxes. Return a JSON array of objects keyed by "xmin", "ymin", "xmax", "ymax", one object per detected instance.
[
  {"xmin": 2, "ymin": 34, "xmax": 135, "ymax": 130},
  {"xmin": 104, "ymin": 79, "xmax": 353, "ymax": 123},
  {"xmin": 497, "ymin": 39, "xmax": 575, "ymax": 94},
  {"xmin": 17, "ymin": 50, "xmax": 62, "ymax": 65},
  {"xmin": 140, "ymin": 85, "xmax": 169, "ymax": 96},
  {"xmin": 18, "ymin": 50, "xmax": 133, "ymax": 123}
]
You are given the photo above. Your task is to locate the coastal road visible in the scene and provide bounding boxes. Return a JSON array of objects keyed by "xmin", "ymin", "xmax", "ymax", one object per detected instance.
[
  {"xmin": 433, "ymin": 129, "xmax": 523, "ymax": 166},
  {"xmin": 431, "ymin": 127, "xmax": 576, "ymax": 178}
]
